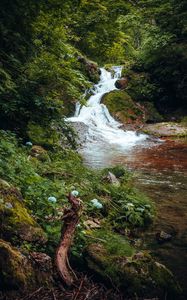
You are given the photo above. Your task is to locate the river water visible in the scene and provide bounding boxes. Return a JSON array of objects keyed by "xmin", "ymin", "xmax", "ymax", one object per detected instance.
[{"xmin": 69, "ymin": 67, "xmax": 187, "ymax": 297}]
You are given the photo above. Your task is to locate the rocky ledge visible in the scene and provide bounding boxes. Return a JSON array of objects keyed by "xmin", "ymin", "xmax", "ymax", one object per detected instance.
[{"xmin": 142, "ymin": 122, "xmax": 187, "ymax": 138}]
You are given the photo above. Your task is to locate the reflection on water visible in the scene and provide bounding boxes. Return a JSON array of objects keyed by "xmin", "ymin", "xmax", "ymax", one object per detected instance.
[{"xmin": 80, "ymin": 138, "xmax": 187, "ymax": 297}]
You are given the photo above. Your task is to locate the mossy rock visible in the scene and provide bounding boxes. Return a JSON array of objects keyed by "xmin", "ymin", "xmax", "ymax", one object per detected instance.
[
  {"xmin": 30, "ymin": 145, "xmax": 50, "ymax": 162},
  {"xmin": 85, "ymin": 234, "xmax": 181, "ymax": 298},
  {"xmin": 27, "ymin": 122, "xmax": 60, "ymax": 148},
  {"xmin": 102, "ymin": 90, "xmax": 144, "ymax": 125},
  {"xmin": 0, "ymin": 181, "xmax": 47, "ymax": 243},
  {"xmin": 0, "ymin": 239, "xmax": 35, "ymax": 290}
]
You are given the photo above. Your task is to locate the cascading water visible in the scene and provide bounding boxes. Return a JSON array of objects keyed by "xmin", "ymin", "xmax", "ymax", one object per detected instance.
[{"xmin": 69, "ymin": 67, "xmax": 148, "ymax": 148}]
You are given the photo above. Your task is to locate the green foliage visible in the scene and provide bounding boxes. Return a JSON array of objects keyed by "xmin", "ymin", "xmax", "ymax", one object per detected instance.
[
  {"xmin": 131, "ymin": 1, "xmax": 187, "ymax": 113},
  {"xmin": 124, "ymin": 70, "xmax": 157, "ymax": 102},
  {"xmin": 107, "ymin": 185, "xmax": 155, "ymax": 229},
  {"xmin": 0, "ymin": 130, "xmax": 155, "ymax": 255}
]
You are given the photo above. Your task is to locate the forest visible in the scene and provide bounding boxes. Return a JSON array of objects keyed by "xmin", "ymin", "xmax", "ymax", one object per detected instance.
[{"xmin": 0, "ymin": 1, "xmax": 187, "ymax": 299}]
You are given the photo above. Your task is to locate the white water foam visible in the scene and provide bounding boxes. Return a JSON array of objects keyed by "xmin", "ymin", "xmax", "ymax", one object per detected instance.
[{"xmin": 68, "ymin": 66, "xmax": 148, "ymax": 149}]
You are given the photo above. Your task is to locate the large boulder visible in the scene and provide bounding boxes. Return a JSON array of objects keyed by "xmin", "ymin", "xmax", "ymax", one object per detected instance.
[
  {"xmin": 101, "ymin": 90, "xmax": 145, "ymax": 128},
  {"xmin": 85, "ymin": 241, "xmax": 181, "ymax": 298},
  {"xmin": 0, "ymin": 180, "xmax": 47, "ymax": 244}
]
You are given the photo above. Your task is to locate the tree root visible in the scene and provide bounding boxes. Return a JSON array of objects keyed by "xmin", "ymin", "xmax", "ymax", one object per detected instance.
[{"xmin": 56, "ymin": 192, "xmax": 82, "ymax": 286}]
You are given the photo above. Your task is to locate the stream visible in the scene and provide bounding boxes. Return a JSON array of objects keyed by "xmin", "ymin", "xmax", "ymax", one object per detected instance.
[{"xmin": 69, "ymin": 67, "xmax": 187, "ymax": 297}]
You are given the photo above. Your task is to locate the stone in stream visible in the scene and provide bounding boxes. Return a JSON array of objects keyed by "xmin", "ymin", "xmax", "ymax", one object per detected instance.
[
  {"xmin": 103, "ymin": 171, "xmax": 120, "ymax": 186},
  {"xmin": 115, "ymin": 77, "xmax": 128, "ymax": 89},
  {"xmin": 70, "ymin": 121, "xmax": 89, "ymax": 145},
  {"xmin": 156, "ymin": 231, "xmax": 172, "ymax": 243}
]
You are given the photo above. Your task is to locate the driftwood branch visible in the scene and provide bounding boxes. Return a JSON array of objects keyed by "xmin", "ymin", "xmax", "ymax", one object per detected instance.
[{"xmin": 56, "ymin": 192, "xmax": 82, "ymax": 286}]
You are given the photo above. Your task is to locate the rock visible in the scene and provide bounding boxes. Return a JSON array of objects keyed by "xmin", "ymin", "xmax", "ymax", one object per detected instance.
[
  {"xmin": 85, "ymin": 242, "xmax": 181, "ymax": 298},
  {"xmin": 69, "ymin": 121, "xmax": 89, "ymax": 144},
  {"xmin": 0, "ymin": 240, "xmax": 53, "ymax": 291},
  {"xmin": 101, "ymin": 90, "xmax": 145, "ymax": 128},
  {"xmin": 0, "ymin": 239, "xmax": 35, "ymax": 290},
  {"xmin": 104, "ymin": 172, "xmax": 120, "ymax": 186},
  {"xmin": 77, "ymin": 56, "xmax": 100, "ymax": 83},
  {"xmin": 0, "ymin": 183, "xmax": 47, "ymax": 244},
  {"xmin": 30, "ymin": 252, "xmax": 52, "ymax": 272},
  {"xmin": 30, "ymin": 145, "xmax": 49, "ymax": 162},
  {"xmin": 115, "ymin": 77, "xmax": 128, "ymax": 89},
  {"xmin": 31, "ymin": 145, "xmax": 45, "ymax": 155},
  {"xmin": 0, "ymin": 179, "xmax": 11, "ymax": 188},
  {"xmin": 156, "ymin": 231, "xmax": 172, "ymax": 243},
  {"xmin": 142, "ymin": 122, "xmax": 187, "ymax": 137}
]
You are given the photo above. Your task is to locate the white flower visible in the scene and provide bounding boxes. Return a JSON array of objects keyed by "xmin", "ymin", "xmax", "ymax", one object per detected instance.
[
  {"xmin": 5, "ymin": 202, "xmax": 13, "ymax": 209},
  {"xmin": 48, "ymin": 196, "xmax": 57, "ymax": 203},
  {"xmin": 127, "ymin": 203, "xmax": 134, "ymax": 207},
  {"xmin": 136, "ymin": 207, "xmax": 144, "ymax": 213},
  {"xmin": 26, "ymin": 141, "xmax": 33, "ymax": 147},
  {"xmin": 91, "ymin": 199, "xmax": 103, "ymax": 209},
  {"xmin": 145, "ymin": 204, "xmax": 151, "ymax": 209},
  {"xmin": 71, "ymin": 190, "xmax": 79, "ymax": 197}
]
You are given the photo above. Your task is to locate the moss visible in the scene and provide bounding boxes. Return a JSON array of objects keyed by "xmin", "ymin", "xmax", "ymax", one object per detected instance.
[
  {"xmin": 85, "ymin": 240, "xmax": 181, "ymax": 298},
  {"xmin": 0, "ymin": 239, "xmax": 35, "ymax": 290},
  {"xmin": 92, "ymin": 230, "xmax": 134, "ymax": 257},
  {"xmin": 27, "ymin": 122, "xmax": 60, "ymax": 148},
  {"xmin": 102, "ymin": 90, "xmax": 144, "ymax": 124},
  {"xmin": 0, "ymin": 183, "xmax": 46, "ymax": 243}
]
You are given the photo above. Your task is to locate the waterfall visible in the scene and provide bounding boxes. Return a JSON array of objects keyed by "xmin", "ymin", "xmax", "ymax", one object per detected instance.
[{"xmin": 68, "ymin": 66, "xmax": 148, "ymax": 149}]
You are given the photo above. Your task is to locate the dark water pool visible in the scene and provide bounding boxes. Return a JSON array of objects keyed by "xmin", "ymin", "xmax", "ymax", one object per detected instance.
[{"xmin": 80, "ymin": 139, "xmax": 187, "ymax": 297}]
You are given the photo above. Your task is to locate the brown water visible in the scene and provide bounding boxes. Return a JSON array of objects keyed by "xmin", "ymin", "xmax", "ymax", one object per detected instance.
[{"xmin": 81, "ymin": 139, "xmax": 187, "ymax": 297}]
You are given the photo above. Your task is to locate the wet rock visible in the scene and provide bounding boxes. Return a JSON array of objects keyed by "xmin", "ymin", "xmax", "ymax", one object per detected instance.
[
  {"xmin": 70, "ymin": 121, "xmax": 89, "ymax": 144},
  {"xmin": 156, "ymin": 231, "xmax": 172, "ymax": 243},
  {"xmin": 0, "ymin": 183, "xmax": 47, "ymax": 244},
  {"xmin": 103, "ymin": 171, "xmax": 120, "ymax": 186},
  {"xmin": 115, "ymin": 77, "xmax": 128, "ymax": 89}
]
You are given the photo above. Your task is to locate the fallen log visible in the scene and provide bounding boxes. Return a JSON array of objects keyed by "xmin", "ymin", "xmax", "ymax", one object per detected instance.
[{"xmin": 56, "ymin": 192, "xmax": 82, "ymax": 286}]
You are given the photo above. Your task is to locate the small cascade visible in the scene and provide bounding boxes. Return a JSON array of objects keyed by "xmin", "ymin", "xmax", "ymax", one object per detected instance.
[{"xmin": 68, "ymin": 66, "xmax": 148, "ymax": 149}]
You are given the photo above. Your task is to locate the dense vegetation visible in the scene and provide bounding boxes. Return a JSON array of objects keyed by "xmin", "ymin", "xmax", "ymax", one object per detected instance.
[{"xmin": 0, "ymin": 0, "xmax": 186, "ymax": 298}]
